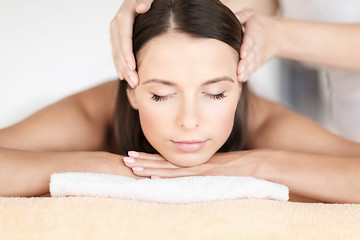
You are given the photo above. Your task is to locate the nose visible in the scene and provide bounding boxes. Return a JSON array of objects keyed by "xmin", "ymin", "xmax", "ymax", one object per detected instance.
[{"xmin": 176, "ymin": 99, "xmax": 200, "ymax": 129}]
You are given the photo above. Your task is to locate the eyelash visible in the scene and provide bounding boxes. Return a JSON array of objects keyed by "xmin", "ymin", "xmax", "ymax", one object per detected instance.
[
  {"xmin": 151, "ymin": 92, "xmax": 226, "ymax": 102},
  {"xmin": 204, "ymin": 92, "xmax": 226, "ymax": 100},
  {"xmin": 152, "ymin": 94, "xmax": 169, "ymax": 102}
]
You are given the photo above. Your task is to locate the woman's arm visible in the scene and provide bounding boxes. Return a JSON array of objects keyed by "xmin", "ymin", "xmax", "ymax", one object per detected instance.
[
  {"xmin": 0, "ymin": 149, "xmax": 135, "ymax": 197},
  {"xmin": 122, "ymin": 93, "xmax": 360, "ymax": 203},
  {"xmin": 0, "ymin": 80, "xmax": 138, "ymax": 197},
  {"xmin": 246, "ymin": 93, "xmax": 360, "ymax": 203},
  {"xmin": 0, "ymin": 81, "xmax": 117, "ymax": 152},
  {"xmin": 246, "ymin": 93, "xmax": 360, "ymax": 155}
]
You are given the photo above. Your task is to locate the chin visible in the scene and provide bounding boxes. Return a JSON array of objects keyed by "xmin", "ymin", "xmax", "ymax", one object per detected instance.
[{"xmin": 163, "ymin": 152, "xmax": 213, "ymax": 167}]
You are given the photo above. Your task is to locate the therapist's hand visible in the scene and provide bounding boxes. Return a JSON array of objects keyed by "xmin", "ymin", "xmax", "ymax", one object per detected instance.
[
  {"xmin": 110, "ymin": 0, "xmax": 154, "ymax": 88},
  {"xmin": 236, "ymin": 9, "xmax": 280, "ymax": 82}
]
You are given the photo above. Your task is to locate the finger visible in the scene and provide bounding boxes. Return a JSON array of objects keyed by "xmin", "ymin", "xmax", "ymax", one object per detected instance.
[
  {"xmin": 120, "ymin": 39, "xmax": 139, "ymax": 87},
  {"xmin": 119, "ymin": 38, "xmax": 138, "ymax": 87},
  {"xmin": 120, "ymin": 38, "xmax": 136, "ymax": 71},
  {"xmin": 123, "ymin": 157, "xmax": 177, "ymax": 170},
  {"xmin": 132, "ymin": 167, "xmax": 196, "ymax": 178},
  {"xmin": 127, "ymin": 72, "xmax": 139, "ymax": 88},
  {"xmin": 238, "ymin": 70, "xmax": 248, "ymax": 82},
  {"xmin": 240, "ymin": 43, "xmax": 248, "ymax": 59},
  {"xmin": 247, "ymin": 62, "xmax": 256, "ymax": 75},
  {"xmin": 128, "ymin": 151, "xmax": 165, "ymax": 160},
  {"xmin": 246, "ymin": 51, "xmax": 255, "ymax": 63},
  {"xmin": 135, "ymin": 0, "xmax": 154, "ymax": 14},
  {"xmin": 110, "ymin": 21, "xmax": 123, "ymax": 78},
  {"xmin": 111, "ymin": 10, "xmax": 137, "ymax": 81},
  {"xmin": 110, "ymin": 17, "xmax": 136, "ymax": 82},
  {"xmin": 242, "ymin": 34, "xmax": 254, "ymax": 49},
  {"xmin": 238, "ymin": 60, "xmax": 249, "ymax": 82},
  {"xmin": 235, "ymin": 8, "xmax": 256, "ymax": 24},
  {"xmin": 118, "ymin": 72, "xmax": 125, "ymax": 81},
  {"xmin": 237, "ymin": 62, "xmax": 246, "ymax": 82}
]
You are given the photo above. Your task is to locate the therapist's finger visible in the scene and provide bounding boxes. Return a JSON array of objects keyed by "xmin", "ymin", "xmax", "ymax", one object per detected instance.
[
  {"xmin": 136, "ymin": 0, "xmax": 154, "ymax": 14},
  {"xmin": 235, "ymin": 8, "xmax": 256, "ymax": 24},
  {"xmin": 120, "ymin": 37, "xmax": 139, "ymax": 87},
  {"xmin": 132, "ymin": 167, "xmax": 197, "ymax": 178}
]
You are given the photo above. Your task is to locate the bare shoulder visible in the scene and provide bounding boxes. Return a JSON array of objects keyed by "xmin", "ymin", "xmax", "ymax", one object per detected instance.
[
  {"xmin": 246, "ymin": 92, "xmax": 281, "ymax": 139},
  {"xmin": 245, "ymin": 91, "xmax": 360, "ymax": 155},
  {"xmin": 76, "ymin": 80, "xmax": 119, "ymax": 126},
  {"xmin": 0, "ymin": 80, "xmax": 119, "ymax": 151}
]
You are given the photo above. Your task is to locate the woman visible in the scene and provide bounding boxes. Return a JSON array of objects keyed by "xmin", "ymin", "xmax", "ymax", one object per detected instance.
[
  {"xmin": 1, "ymin": 0, "xmax": 360, "ymax": 203},
  {"xmin": 113, "ymin": 0, "xmax": 360, "ymax": 142}
]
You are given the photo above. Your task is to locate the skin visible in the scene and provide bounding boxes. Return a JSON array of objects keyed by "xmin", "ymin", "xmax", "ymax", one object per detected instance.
[
  {"xmin": 1, "ymin": 29, "xmax": 360, "ymax": 202},
  {"xmin": 110, "ymin": 0, "xmax": 155, "ymax": 87},
  {"xmin": 112, "ymin": 0, "xmax": 360, "ymax": 83},
  {"xmin": 236, "ymin": 8, "xmax": 360, "ymax": 81},
  {"xmin": 127, "ymin": 32, "xmax": 241, "ymax": 167}
]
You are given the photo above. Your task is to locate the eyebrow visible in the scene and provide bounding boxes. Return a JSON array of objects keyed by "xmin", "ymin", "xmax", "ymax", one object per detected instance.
[{"xmin": 142, "ymin": 76, "xmax": 234, "ymax": 86}]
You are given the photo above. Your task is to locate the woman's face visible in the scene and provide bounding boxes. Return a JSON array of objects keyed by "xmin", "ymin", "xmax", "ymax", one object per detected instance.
[{"xmin": 128, "ymin": 32, "xmax": 241, "ymax": 167}]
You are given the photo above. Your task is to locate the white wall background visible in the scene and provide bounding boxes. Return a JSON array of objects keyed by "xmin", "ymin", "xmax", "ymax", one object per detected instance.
[
  {"xmin": 0, "ymin": 0, "xmax": 123, "ymax": 128},
  {"xmin": 0, "ymin": 0, "xmax": 281, "ymax": 129}
]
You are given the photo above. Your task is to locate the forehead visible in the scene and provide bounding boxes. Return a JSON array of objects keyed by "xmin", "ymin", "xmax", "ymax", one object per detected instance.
[{"xmin": 136, "ymin": 32, "xmax": 238, "ymax": 84}]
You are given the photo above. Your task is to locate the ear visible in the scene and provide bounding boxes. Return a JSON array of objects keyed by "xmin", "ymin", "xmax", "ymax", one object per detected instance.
[{"xmin": 126, "ymin": 88, "xmax": 139, "ymax": 110}]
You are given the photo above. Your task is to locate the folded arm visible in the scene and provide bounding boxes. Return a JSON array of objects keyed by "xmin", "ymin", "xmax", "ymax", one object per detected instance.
[
  {"xmin": 123, "ymin": 93, "xmax": 360, "ymax": 203},
  {"xmin": 245, "ymin": 93, "xmax": 360, "ymax": 203},
  {"xmin": 0, "ymin": 81, "xmax": 138, "ymax": 197}
]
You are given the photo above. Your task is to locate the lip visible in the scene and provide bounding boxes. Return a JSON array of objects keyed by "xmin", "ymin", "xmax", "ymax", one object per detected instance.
[{"xmin": 171, "ymin": 140, "xmax": 208, "ymax": 153}]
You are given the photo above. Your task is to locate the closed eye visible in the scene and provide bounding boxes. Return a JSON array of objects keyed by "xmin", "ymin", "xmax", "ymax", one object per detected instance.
[
  {"xmin": 203, "ymin": 92, "xmax": 227, "ymax": 100},
  {"xmin": 151, "ymin": 93, "xmax": 177, "ymax": 102},
  {"xmin": 151, "ymin": 94, "xmax": 168, "ymax": 102}
]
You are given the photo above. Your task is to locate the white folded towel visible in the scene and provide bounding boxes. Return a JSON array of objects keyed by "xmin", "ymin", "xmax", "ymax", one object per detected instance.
[{"xmin": 50, "ymin": 172, "xmax": 289, "ymax": 203}]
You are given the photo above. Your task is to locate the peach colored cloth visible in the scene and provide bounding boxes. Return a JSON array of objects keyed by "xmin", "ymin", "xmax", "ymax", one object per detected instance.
[{"xmin": 1, "ymin": 197, "xmax": 360, "ymax": 239}]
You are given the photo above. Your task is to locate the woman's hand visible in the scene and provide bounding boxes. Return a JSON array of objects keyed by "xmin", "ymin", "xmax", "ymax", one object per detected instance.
[
  {"xmin": 236, "ymin": 9, "xmax": 281, "ymax": 82},
  {"xmin": 79, "ymin": 151, "xmax": 142, "ymax": 179},
  {"xmin": 110, "ymin": 0, "xmax": 154, "ymax": 88},
  {"xmin": 122, "ymin": 150, "xmax": 268, "ymax": 178}
]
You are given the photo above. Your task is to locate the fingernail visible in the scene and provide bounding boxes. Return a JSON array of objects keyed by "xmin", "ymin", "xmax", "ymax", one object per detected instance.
[
  {"xmin": 128, "ymin": 151, "xmax": 139, "ymax": 157},
  {"xmin": 132, "ymin": 167, "xmax": 144, "ymax": 172},
  {"xmin": 123, "ymin": 157, "xmax": 135, "ymax": 163},
  {"xmin": 130, "ymin": 75, "xmax": 138, "ymax": 87},
  {"xmin": 128, "ymin": 76, "xmax": 136, "ymax": 88},
  {"xmin": 151, "ymin": 176, "xmax": 161, "ymax": 179}
]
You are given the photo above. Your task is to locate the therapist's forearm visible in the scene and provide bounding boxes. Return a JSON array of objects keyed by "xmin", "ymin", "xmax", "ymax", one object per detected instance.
[
  {"xmin": 222, "ymin": 0, "xmax": 278, "ymax": 15},
  {"xmin": 277, "ymin": 18, "xmax": 360, "ymax": 71},
  {"xmin": 259, "ymin": 150, "xmax": 360, "ymax": 203}
]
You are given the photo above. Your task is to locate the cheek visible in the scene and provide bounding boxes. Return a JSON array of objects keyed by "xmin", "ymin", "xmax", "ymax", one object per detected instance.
[
  {"xmin": 205, "ymin": 95, "xmax": 240, "ymax": 139},
  {"xmin": 137, "ymin": 101, "xmax": 170, "ymax": 145},
  {"xmin": 210, "ymin": 103, "xmax": 237, "ymax": 141}
]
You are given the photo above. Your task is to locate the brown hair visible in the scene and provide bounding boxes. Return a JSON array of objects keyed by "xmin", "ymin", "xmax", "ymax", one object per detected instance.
[{"xmin": 112, "ymin": 0, "xmax": 248, "ymax": 155}]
